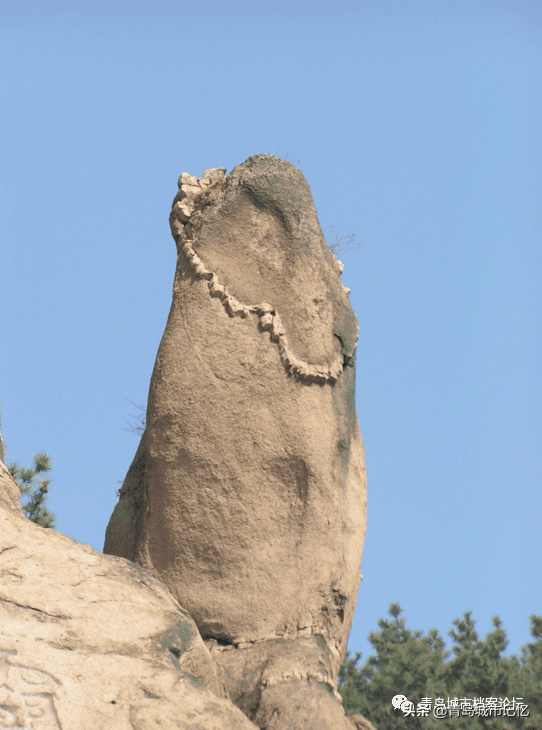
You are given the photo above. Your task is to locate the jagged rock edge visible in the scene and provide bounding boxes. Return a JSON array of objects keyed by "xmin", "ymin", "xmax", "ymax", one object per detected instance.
[{"xmin": 170, "ymin": 168, "xmax": 352, "ymax": 386}]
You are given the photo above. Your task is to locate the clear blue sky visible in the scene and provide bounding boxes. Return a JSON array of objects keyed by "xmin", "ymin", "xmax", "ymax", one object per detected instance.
[{"xmin": 2, "ymin": 0, "xmax": 540, "ymax": 671}]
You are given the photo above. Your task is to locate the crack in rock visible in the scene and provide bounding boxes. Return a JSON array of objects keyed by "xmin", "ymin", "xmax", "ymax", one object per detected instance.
[{"xmin": 0, "ymin": 598, "xmax": 69, "ymax": 620}]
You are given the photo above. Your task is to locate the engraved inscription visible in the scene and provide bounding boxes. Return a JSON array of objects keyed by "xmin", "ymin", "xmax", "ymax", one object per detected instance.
[{"xmin": 0, "ymin": 651, "xmax": 61, "ymax": 729}]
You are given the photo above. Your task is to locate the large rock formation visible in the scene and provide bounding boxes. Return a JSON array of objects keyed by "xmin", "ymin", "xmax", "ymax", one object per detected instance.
[
  {"xmin": 0, "ymin": 459, "xmax": 258, "ymax": 729},
  {"xmin": 104, "ymin": 154, "xmax": 368, "ymax": 729}
]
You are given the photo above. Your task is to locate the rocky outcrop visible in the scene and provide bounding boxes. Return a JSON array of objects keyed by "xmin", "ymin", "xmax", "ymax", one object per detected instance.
[
  {"xmin": 0, "ymin": 459, "xmax": 24, "ymax": 521},
  {"xmin": 104, "ymin": 154, "xmax": 368, "ymax": 729},
  {"xmin": 1, "ymin": 155, "xmax": 372, "ymax": 729},
  {"xmin": 0, "ymin": 462, "xmax": 258, "ymax": 729}
]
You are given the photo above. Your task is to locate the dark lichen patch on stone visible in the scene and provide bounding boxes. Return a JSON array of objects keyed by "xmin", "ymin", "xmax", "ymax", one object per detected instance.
[{"xmin": 228, "ymin": 154, "xmax": 317, "ymax": 239}]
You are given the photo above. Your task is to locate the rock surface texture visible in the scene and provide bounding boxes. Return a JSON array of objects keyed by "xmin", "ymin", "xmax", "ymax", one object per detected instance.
[
  {"xmin": 103, "ymin": 153, "xmax": 368, "ymax": 729},
  {"xmin": 0, "ymin": 460, "xmax": 258, "ymax": 729}
]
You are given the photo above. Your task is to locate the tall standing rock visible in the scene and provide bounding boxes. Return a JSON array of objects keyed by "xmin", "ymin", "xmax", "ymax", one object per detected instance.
[{"xmin": 104, "ymin": 154, "xmax": 367, "ymax": 729}]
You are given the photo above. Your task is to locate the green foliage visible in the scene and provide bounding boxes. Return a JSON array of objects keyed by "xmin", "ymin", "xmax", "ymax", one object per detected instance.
[
  {"xmin": 1, "ymin": 401, "xmax": 56, "ymax": 527},
  {"xmin": 8, "ymin": 451, "xmax": 57, "ymax": 528},
  {"xmin": 339, "ymin": 604, "xmax": 542, "ymax": 730}
]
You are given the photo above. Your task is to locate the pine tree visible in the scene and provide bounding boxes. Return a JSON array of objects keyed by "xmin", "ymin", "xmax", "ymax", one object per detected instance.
[
  {"xmin": 1, "ymin": 399, "xmax": 57, "ymax": 528},
  {"xmin": 338, "ymin": 605, "xmax": 542, "ymax": 730},
  {"xmin": 8, "ymin": 452, "xmax": 57, "ymax": 528},
  {"xmin": 339, "ymin": 604, "xmax": 451, "ymax": 730},
  {"xmin": 505, "ymin": 615, "xmax": 542, "ymax": 729},
  {"xmin": 443, "ymin": 611, "xmax": 507, "ymax": 699}
]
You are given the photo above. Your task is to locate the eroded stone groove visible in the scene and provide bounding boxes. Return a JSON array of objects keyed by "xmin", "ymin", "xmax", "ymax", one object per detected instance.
[{"xmin": 170, "ymin": 168, "xmax": 352, "ymax": 386}]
